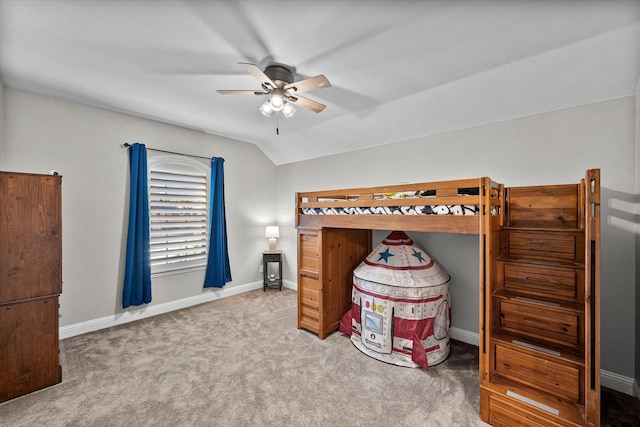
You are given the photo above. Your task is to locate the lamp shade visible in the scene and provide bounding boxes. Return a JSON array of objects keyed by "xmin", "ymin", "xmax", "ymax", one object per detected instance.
[
  {"xmin": 259, "ymin": 101, "xmax": 274, "ymax": 117},
  {"xmin": 269, "ymin": 94, "xmax": 284, "ymax": 111},
  {"xmin": 282, "ymin": 102, "xmax": 296, "ymax": 118},
  {"xmin": 265, "ymin": 226, "xmax": 280, "ymax": 238}
]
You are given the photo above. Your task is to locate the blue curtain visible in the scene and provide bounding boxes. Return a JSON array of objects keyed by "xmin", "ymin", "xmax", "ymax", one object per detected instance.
[
  {"xmin": 122, "ymin": 143, "xmax": 152, "ymax": 308},
  {"xmin": 203, "ymin": 157, "xmax": 232, "ymax": 288}
]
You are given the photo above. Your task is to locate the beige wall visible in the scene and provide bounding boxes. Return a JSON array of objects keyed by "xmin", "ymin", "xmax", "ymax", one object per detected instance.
[
  {"xmin": 2, "ymin": 89, "xmax": 278, "ymax": 326},
  {"xmin": 276, "ymin": 96, "xmax": 637, "ymax": 380}
]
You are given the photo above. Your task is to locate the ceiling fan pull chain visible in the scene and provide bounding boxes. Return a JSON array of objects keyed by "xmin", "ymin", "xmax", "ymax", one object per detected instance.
[{"xmin": 276, "ymin": 114, "xmax": 279, "ymax": 135}]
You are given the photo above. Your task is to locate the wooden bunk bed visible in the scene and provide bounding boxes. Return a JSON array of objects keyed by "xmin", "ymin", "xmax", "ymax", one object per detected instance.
[{"xmin": 295, "ymin": 171, "xmax": 601, "ymax": 427}]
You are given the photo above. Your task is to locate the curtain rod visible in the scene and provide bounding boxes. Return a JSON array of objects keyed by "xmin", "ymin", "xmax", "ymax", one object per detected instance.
[{"xmin": 123, "ymin": 143, "xmax": 211, "ymax": 161}]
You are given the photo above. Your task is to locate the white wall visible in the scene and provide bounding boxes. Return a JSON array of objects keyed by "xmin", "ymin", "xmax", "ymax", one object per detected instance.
[
  {"xmin": 2, "ymin": 89, "xmax": 277, "ymax": 327},
  {"xmin": 276, "ymin": 96, "xmax": 637, "ymax": 380}
]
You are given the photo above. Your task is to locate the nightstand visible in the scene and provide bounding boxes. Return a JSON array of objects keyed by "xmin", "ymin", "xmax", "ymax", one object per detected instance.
[{"xmin": 262, "ymin": 250, "xmax": 283, "ymax": 291}]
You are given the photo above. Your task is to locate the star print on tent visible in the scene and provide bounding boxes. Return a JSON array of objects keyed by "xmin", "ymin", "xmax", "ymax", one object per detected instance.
[
  {"xmin": 377, "ymin": 248, "xmax": 394, "ymax": 263},
  {"xmin": 412, "ymin": 248, "xmax": 426, "ymax": 263}
]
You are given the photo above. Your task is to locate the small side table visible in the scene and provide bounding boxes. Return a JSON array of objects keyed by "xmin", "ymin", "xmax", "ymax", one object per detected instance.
[{"xmin": 262, "ymin": 250, "xmax": 283, "ymax": 291}]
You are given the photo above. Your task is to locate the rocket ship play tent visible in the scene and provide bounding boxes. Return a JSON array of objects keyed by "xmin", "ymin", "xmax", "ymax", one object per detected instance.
[{"xmin": 340, "ymin": 231, "xmax": 452, "ymax": 369}]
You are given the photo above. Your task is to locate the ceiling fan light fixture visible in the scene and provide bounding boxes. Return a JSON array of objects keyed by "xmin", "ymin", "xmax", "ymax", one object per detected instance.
[
  {"xmin": 259, "ymin": 100, "xmax": 275, "ymax": 117},
  {"xmin": 282, "ymin": 102, "xmax": 296, "ymax": 118},
  {"xmin": 269, "ymin": 93, "xmax": 284, "ymax": 111}
]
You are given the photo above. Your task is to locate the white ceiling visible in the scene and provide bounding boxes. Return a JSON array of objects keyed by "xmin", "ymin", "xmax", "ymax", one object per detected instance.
[{"xmin": 1, "ymin": 0, "xmax": 639, "ymax": 165}]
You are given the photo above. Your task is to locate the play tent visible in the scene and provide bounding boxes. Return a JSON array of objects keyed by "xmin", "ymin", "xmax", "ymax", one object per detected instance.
[{"xmin": 340, "ymin": 231, "xmax": 452, "ymax": 369}]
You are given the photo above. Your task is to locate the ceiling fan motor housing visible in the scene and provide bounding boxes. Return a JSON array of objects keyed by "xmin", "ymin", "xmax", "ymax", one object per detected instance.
[{"xmin": 265, "ymin": 65, "xmax": 294, "ymax": 88}]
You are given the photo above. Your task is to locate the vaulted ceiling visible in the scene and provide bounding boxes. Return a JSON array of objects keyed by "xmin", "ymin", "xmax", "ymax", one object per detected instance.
[{"xmin": 1, "ymin": 0, "xmax": 639, "ymax": 165}]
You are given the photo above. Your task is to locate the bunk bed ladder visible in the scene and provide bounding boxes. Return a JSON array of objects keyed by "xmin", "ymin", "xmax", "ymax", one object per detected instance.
[{"xmin": 585, "ymin": 168, "xmax": 601, "ymax": 425}]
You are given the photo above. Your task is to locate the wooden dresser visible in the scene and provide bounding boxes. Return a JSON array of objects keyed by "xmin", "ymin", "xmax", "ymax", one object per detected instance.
[
  {"xmin": 0, "ymin": 171, "xmax": 62, "ymax": 402},
  {"xmin": 297, "ymin": 227, "xmax": 370, "ymax": 339}
]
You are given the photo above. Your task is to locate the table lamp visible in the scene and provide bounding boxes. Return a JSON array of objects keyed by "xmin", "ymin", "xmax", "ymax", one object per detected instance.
[{"xmin": 265, "ymin": 226, "xmax": 280, "ymax": 251}]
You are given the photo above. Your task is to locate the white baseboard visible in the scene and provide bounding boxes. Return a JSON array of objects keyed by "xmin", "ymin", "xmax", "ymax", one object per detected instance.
[
  {"xmin": 59, "ymin": 286, "xmax": 637, "ymax": 399},
  {"xmin": 450, "ymin": 327, "xmax": 480, "ymax": 346},
  {"xmin": 283, "ymin": 279, "xmax": 297, "ymax": 291},
  {"xmin": 61, "ymin": 280, "xmax": 299, "ymax": 340},
  {"xmin": 601, "ymin": 369, "xmax": 638, "ymax": 396},
  {"xmin": 59, "ymin": 281, "xmax": 263, "ymax": 339}
]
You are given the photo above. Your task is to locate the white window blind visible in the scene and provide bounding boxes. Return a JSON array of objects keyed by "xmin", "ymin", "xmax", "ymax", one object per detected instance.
[{"xmin": 148, "ymin": 158, "xmax": 209, "ymax": 274}]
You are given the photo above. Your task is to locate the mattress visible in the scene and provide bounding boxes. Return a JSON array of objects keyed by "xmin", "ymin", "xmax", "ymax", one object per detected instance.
[{"xmin": 301, "ymin": 204, "xmax": 478, "ymax": 216}]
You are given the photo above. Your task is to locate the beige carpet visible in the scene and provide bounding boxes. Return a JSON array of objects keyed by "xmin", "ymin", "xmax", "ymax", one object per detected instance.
[{"xmin": 1, "ymin": 288, "xmax": 486, "ymax": 426}]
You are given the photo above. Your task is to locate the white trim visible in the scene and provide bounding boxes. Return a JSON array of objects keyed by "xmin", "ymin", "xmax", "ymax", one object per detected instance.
[
  {"xmin": 59, "ymin": 281, "xmax": 262, "ymax": 339},
  {"xmin": 633, "ymin": 379, "xmax": 640, "ymax": 399},
  {"xmin": 282, "ymin": 279, "xmax": 297, "ymax": 291},
  {"xmin": 450, "ymin": 327, "xmax": 479, "ymax": 346},
  {"xmin": 601, "ymin": 369, "xmax": 638, "ymax": 396}
]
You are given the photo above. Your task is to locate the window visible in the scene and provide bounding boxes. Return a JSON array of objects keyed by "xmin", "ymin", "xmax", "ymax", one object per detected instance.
[{"xmin": 148, "ymin": 155, "xmax": 210, "ymax": 275}]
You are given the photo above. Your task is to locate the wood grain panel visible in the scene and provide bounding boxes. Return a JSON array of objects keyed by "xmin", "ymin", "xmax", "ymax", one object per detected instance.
[
  {"xmin": 298, "ymin": 214, "xmax": 480, "ymax": 234},
  {"xmin": 508, "ymin": 232, "xmax": 577, "ymax": 262},
  {"xmin": 0, "ymin": 297, "xmax": 61, "ymax": 402},
  {"xmin": 0, "ymin": 173, "xmax": 62, "ymax": 303},
  {"xmin": 488, "ymin": 394, "xmax": 566, "ymax": 427},
  {"xmin": 507, "ymin": 185, "xmax": 579, "ymax": 229},
  {"xmin": 494, "ymin": 344, "xmax": 580, "ymax": 401},
  {"xmin": 503, "ymin": 263, "xmax": 582, "ymax": 303},
  {"xmin": 299, "ymin": 233, "xmax": 319, "ymax": 273},
  {"xmin": 300, "ymin": 276, "xmax": 320, "ymax": 311},
  {"xmin": 500, "ymin": 300, "xmax": 581, "ymax": 348}
]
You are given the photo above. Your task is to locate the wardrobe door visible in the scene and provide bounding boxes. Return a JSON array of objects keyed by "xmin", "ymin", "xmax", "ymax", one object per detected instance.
[
  {"xmin": 0, "ymin": 172, "xmax": 62, "ymax": 303},
  {"xmin": 0, "ymin": 297, "xmax": 61, "ymax": 401}
]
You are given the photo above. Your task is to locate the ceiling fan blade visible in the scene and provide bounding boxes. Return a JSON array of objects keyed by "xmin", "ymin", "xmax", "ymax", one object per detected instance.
[
  {"xmin": 288, "ymin": 95, "xmax": 326, "ymax": 113},
  {"xmin": 238, "ymin": 62, "xmax": 277, "ymax": 90},
  {"xmin": 284, "ymin": 75, "xmax": 331, "ymax": 94},
  {"xmin": 217, "ymin": 90, "xmax": 269, "ymax": 95}
]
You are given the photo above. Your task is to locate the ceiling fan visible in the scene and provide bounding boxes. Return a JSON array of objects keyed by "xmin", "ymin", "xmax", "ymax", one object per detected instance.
[{"xmin": 217, "ymin": 62, "xmax": 331, "ymax": 118}]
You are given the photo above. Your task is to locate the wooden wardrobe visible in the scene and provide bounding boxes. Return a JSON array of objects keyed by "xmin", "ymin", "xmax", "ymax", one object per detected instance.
[
  {"xmin": 0, "ymin": 171, "xmax": 63, "ymax": 402},
  {"xmin": 295, "ymin": 170, "xmax": 601, "ymax": 426}
]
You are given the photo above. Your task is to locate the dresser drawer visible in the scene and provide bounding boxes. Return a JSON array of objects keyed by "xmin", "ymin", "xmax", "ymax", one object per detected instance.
[
  {"xmin": 300, "ymin": 276, "xmax": 320, "ymax": 310},
  {"xmin": 487, "ymin": 393, "xmax": 565, "ymax": 427},
  {"xmin": 502, "ymin": 263, "xmax": 582, "ymax": 303},
  {"xmin": 499, "ymin": 299, "xmax": 581, "ymax": 348},
  {"xmin": 494, "ymin": 343, "xmax": 580, "ymax": 401},
  {"xmin": 299, "ymin": 275, "xmax": 320, "ymax": 334},
  {"xmin": 299, "ymin": 233, "xmax": 320, "ymax": 273}
]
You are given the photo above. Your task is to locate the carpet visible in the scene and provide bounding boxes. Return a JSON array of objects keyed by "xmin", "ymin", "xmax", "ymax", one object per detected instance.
[{"xmin": 2, "ymin": 288, "xmax": 633, "ymax": 426}]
